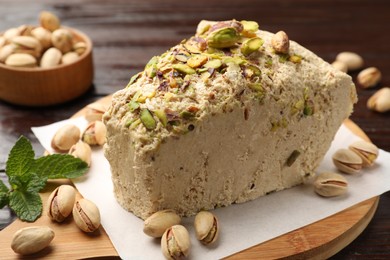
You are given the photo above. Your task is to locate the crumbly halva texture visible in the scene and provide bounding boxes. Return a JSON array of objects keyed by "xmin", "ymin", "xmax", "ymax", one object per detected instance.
[{"xmin": 103, "ymin": 20, "xmax": 357, "ymax": 220}]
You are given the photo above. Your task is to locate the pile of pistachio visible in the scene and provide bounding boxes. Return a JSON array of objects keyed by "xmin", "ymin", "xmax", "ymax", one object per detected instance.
[
  {"xmin": 11, "ymin": 185, "xmax": 101, "ymax": 255},
  {"xmin": 0, "ymin": 11, "xmax": 87, "ymax": 68},
  {"xmin": 314, "ymin": 140, "xmax": 379, "ymax": 197},
  {"xmin": 331, "ymin": 52, "xmax": 390, "ymax": 113},
  {"xmin": 143, "ymin": 209, "xmax": 219, "ymax": 259}
]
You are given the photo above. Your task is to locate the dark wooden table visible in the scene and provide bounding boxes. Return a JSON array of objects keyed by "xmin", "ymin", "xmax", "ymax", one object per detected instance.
[{"xmin": 1, "ymin": 0, "xmax": 389, "ymax": 258}]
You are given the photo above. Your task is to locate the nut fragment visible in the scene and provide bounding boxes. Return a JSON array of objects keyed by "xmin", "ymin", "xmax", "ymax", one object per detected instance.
[
  {"xmin": 161, "ymin": 225, "xmax": 191, "ymax": 260},
  {"xmin": 331, "ymin": 60, "xmax": 348, "ymax": 73},
  {"xmin": 332, "ymin": 148, "xmax": 363, "ymax": 174},
  {"xmin": 349, "ymin": 140, "xmax": 379, "ymax": 167},
  {"xmin": 194, "ymin": 211, "xmax": 219, "ymax": 245},
  {"xmin": 69, "ymin": 141, "xmax": 92, "ymax": 166},
  {"xmin": 40, "ymin": 47, "xmax": 62, "ymax": 68},
  {"xmin": 51, "ymin": 124, "xmax": 81, "ymax": 151},
  {"xmin": 82, "ymin": 121, "xmax": 107, "ymax": 146},
  {"xmin": 39, "ymin": 11, "xmax": 61, "ymax": 32},
  {"xmin": 143, "ymin": 209, "xmax": 181, "ymax": 238},
  {"xmin": 335, "ymin": 52, "xmax": 364, "ymax": 71},
  {"xmin": 5, "ymin": 53, "xmax": 37, "ymax": 68},
  {"xmin": 51, "ymin": 28, "xmax": 73, "ymax": 53},
  {"xmin": 367, "ymin": 87, "xmax": 390, "ymax": 113},
  {"xmin": 47, "ymin": 185, "xmax": 76, "ymax": 222},
  {"xmin": 357, "ymin": 67, "xmax": 382, "ymax": 88},
  {"xmin": 271, "ymin": 31, "xmax": 289, "ymax": 54},
  {"xmin": 73, "ymin": 198, "xmax": 101, "ymax": 232},
  {"xmin": 314, "ymin": 172, "xmax": 348, "ymax": 197},
  {"xmin": 11, "ymin": 226, "xmax": 54, "ymax": 255}
]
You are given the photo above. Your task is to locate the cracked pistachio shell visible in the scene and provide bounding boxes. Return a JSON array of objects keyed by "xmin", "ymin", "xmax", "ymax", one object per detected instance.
[
  {"xmin": 11, "ymin": 226, "xmax": 54, "ymax": 255},
  {"xmin": 5, "ymin": 53, "xmax": 37, "ymax": 68},
  {"xmin": 51, "ymin": 28, "xmax": 73, "ymax": 53},
  {"xmin": 73, "ymin": 198, "xmax": 101, "ymax": 232},
  {"xmin": 31, "ymin": 27, "xmax": 52, "ymax": 49},
  {"xmin": 194, "ymin": 211, "xmax": 219, "ymax": 245},
  {"xmin": 0, "ymin": 44, "xmax": 16, "ymax": 63},
  {"xmin": 367, "ymin": 87, "xmax": 390, "ymax": 113},
  {"xmin": 206, "ymin": 27, "xmax": 240, "ymax": 48},
  {"xmin": 51, "ymin": 124, "xmax": 81, "ymax": 151},
  {"xmin": 332, "ymin": 148, "xmax": 363, "ymax": 174},
  {"xmin": 69, "ymin": 141, "xmax": 92, "ymax": 166},
  {"xmin": 12, "ymin": 36, "xmax": 42, "ymax": 58},
  {"xmin": 314, "ymin": 172, "xmax": 348, "ymax": 197},
  {"xmin": 85, "ymin": 102, "xmax": 107, "ymax": 122},
  {"xmin": 82, "ymin": 121, "xmax": 107, "ymax": 146},
  {"xmin": 47, "ymin": 185, "xmax": 76, "ymax": 222},
  {"xmin": 143, "ymin": 209, "xmax": 181, "ymax": 238},
  {"xmin": 349, "ymin": 140, "xmax": 379, "ymax": 167},
  {"xmin": 40, "ymin": 47, "xmax": 62, "ymax": 68},
  {"xmin": 39, "ymin": 11, "xmax": 61, "ymax": 32},
  {"xmin": 161, "ymin": 225, "xmax": 190, "ymax": 260}
]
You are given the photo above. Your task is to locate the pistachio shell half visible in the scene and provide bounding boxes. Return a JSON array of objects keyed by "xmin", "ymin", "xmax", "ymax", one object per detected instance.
[{"xmin": 143, "ymin": 209, "xmax": 181, "ymax": 238}]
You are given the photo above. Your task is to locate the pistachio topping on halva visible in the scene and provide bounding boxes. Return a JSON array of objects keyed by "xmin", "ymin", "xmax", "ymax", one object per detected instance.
[{"xmin": 104, "ymin": 20, "xmax": 329, "ymax": 155}]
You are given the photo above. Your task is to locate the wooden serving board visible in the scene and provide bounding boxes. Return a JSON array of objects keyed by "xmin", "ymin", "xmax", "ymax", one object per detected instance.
[{"xmin": 0, "ymin": 96, "xmax": 379, "ymax": 259}]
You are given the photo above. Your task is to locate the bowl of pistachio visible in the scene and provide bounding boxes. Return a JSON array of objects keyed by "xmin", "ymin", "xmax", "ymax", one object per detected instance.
[{"xmin": 0, "ymin": 11, "xmax": 93, "ymax": 106}]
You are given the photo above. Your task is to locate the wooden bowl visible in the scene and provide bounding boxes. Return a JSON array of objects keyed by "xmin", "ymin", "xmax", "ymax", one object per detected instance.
[{"xmin": 0, "ymin": 27, "xmax": 93, "ymax": 106}]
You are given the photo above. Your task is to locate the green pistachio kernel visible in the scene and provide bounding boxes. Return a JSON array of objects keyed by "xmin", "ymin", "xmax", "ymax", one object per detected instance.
[
  {"xmin": 241, "ymin": 20, "xmax": 259, "ymax": 32},
  {"xmin": 126, "ymin": 72, "xmax": 142, "ymax": 87},
  {"xmin": 154, "ymin": 109, "xmax": 168, "ymax": 127},
  {"xmin": 140, "ymin": 109, "xmax": 157, "ymax": 130},
  {"xmin": 289, "ymin": 55, "xmax": 302, "ymax": 64},
  {"xmin": 244, "ymin": 64, "xmax": 261, "ymax": 78},
  {"xmin": 207, "ymin": 27, "xmax": 240, "ymax": 48},
  {"xmin": 248, "ymin": 82, "xmax": 264, "ymax": 92},
  {"xmin": 222, "ymin": 56, "xmax": 245, "ymax": 65},
  {"xmin": 145, "ymin": 56, "xmax": 158, "ymax": 78},
  {"xmin": 203, "ymin": 59, "xmax": 223, "ymax": 69},
  {"xmin": 128, "ymin": 100, "xmax": 140, "ymax": 111},
  {"xmin": 129, "ymin": 118, "xmax": 141, "ymax": 129},
  {"xmin": 240, "ymin": 37, "xmax": 264, "ymax": 56},
  {"xmin": 172, "ymin": 64, "xmax": 196, "ymax": 75}
]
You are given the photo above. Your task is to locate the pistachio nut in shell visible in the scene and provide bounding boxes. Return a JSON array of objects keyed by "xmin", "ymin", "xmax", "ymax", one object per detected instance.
[
  {"xmin": 332, "ymin": 148, "xmax": 363, "ymax": 174},
  {"xmin": 40, "ymin": 47, "xmax": 62, "ymax": 68},
  {"xmin": 61, "ymin": 51, "xmax": 79, "ymax": 64},
  {"xmin": 11, "ymin": 226, "xmax": 54, "ymax": 255},
  {"xmin": 143, "ymin": 209, "xmax": 181, "ymax": 238},
  {"xmin": 314, "ymin": 172, "xmax": 348, "ymax": 197},
  {"xmin": 5, "ymin": 53, "xmax": 37, "ymax": 68},
  {"xmin": 349, "ymin": 140, "xmax": 379, "ymax": 167},
  {"xmin": 271, "ymin": 31, "xmax": 289, "ymax": 54},
  {"xmin": 51, "ymin": 124, "xmax": 81, "ymax": 151},
  {"xmin": 82, "ymin": 121, "xmax": 107, "ymax": 146},
  {"xmin": 85, "ymin": 102, "xmax": 107, "ymax": 122},
  {"xmin": 335, "ymin": 51, "xmax": 364, "ymax": 71},
  {"xmin": 3, "ymin": 27, "xmax": 21, "ymax": 43},
  {"xmin": 73, "ymin": 41, "xmax": 87, "ymax": 56},
  {"xmin": 18, "ymin": 25, "xmax": 34, "ymax": 36},
  {"xmin": 0, "ymin": 45, "xmax": 16, "ymax": 63},
  {"xmin": 194, "ymin": 211, "xmax": 219, "ymax": 245},
  {"xmin": 161, "ymin": 225, "xmax": 191, "ymax": 260},
  {"xmin": 31, "ymin": 27, "xmax": 52, "ymax": 49},
  {"xmin": 47, "ymin": 185, "xmax": 76, "ymax": 222},
  {"xmin": 0, "ymin": 36, "xmax": 6, "ymax": 48},
  {"xmin": 51, "ymin": 28, "xmax": 73, "ymax": 53},
  {"xmin": 12, "ymin": 36, "xmax": 42, "ymax": 58},
  {"xmin": 39, "ymin": 11, "xmax": 61, "ymax": 32},
  {"xmin": 357, "ymin": 67, "xmax": 382, "ymax": 89},
  {"xmin": 73, "ymin": 198, "xmax": 101, "ymax": 232},
  {"xmin": 69, "ymin": 141, "xmax": 92, "ymax": 166},
  {"xmin": 367, "ymin": 87, "xmax": 390, "ymax": 113}
]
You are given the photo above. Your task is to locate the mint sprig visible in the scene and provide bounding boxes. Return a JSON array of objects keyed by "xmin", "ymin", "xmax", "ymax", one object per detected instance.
[{"xmin": 0, "ymin": 136, "xmax": 88, "ymax": 222}]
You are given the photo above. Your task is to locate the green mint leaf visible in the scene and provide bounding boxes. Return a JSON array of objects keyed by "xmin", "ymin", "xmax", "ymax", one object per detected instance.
[
  {"xmin": 0, "ymin": 180, "xmax": 9, "ymax": 208},
  {"xmin": 35, "ymin": 154, "xmax": 88, "ymax": 179},
  {"xmin": 6, "ymin": 136, "xmax": 36, "ymax": 182},
  {"xmin": 9, "ymin": 190, "xmax": 42, "ymax": 222},
  {"xmin": 9, "ymin": 173, "xmax": 46, "ymax": 193}
]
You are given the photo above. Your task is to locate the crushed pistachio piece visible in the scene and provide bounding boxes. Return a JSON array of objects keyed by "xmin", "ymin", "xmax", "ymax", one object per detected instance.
[
  {"xmin": 222, "ymin": 56, "xmax": 245, "ymax": 65},
  {"xmin": 248, "ymin": 82, "xmax": 263, "ymax": 92},
  {"xmin": 172, "ymin": 64, "xmax": 196, "ymax": 75},
  {"xmin": 128, "ymin": 100, "xmax": 140, "ymax": 111},
  {"xmin": 207, "ymin": 27, "xmax": 240, "ymax": 48},
  {"xmin": 154, "ymin": 109, "xmax": 168, "ymax": 127},
  {"xmin": 145, "ymin": 56, "xmax": 158, "ymax": 78},
  {"xmin": 241, "ymin": 37, "xmax": 263, "ymax": 56},
  {"xmin": 187, "ymin": 54, "xmax": 208, "ymax": 68},
  {"xmin": 129, "ymin": 118, "xmax": 141, "ymax": 129},
  {"xmin": 289, "ymin": 55, "xmax": 302, "ymax": 63},
  {"xmin": 127, "ymin": 72, "xmax": 142, "ymax": 87},
  {"xmin": 203, "ymin": 59, "xmax": 222, "ymax": 69},
  {"xmin": 140, "ymin": 109, "xmax": 157, "ymax": 130}
]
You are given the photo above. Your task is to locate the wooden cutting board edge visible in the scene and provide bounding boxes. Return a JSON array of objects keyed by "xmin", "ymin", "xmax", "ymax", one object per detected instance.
[{"xmin": 0, "ymin": 95, "xmax": 379, "ymax": 259}]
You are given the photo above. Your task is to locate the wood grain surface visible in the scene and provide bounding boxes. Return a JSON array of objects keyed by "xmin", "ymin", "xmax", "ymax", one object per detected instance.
[{"xmin": 1, "ymin": 0, "xmax": 390, "ymax": 258}]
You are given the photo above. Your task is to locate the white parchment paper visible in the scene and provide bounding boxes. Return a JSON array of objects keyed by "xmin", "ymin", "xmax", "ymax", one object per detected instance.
[{"xmin": 32, "ymin": 118, "xmax": 390, "ymax": 260}]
